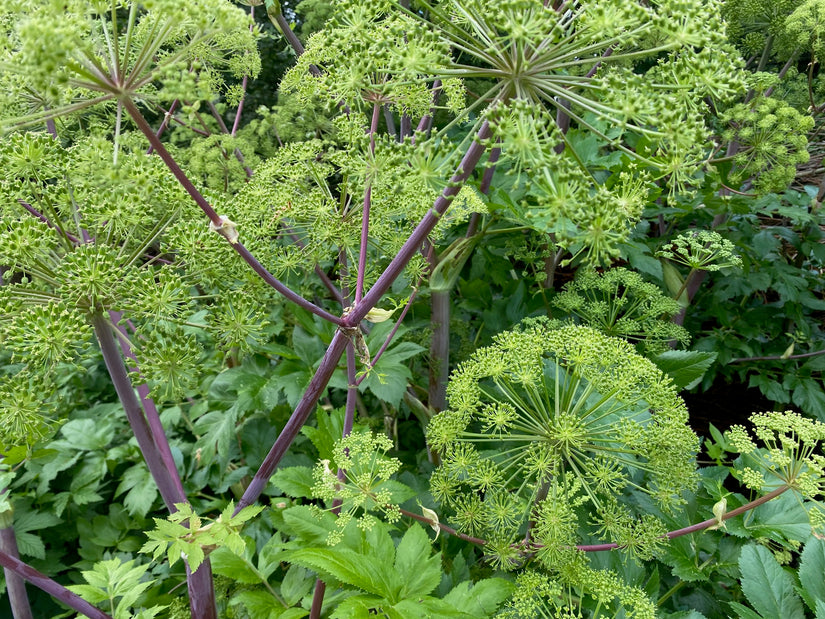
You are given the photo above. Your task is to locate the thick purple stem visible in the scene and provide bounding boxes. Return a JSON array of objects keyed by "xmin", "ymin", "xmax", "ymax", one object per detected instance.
[
  {"xmin": 355, "ymin": 104, "xmax": 381, "ymax": 303},
  {"xmin": 110, "ymin": 311, "xmax": 186, "ymax": 500},
  {"xmin": 235, "ymin": 331, "xmax": 350, "ymax": 512},
  {"xmin": 93, "ymin": 315, "xmax": 218, "ymax": 619},
  {"xmin": 93, "ymin": 314, "xmax": 185, "ymax": 510},
  {"xmin": 0, "ymin": 520, "xmax": 33, "ymax": 619},
  {"xmin": 0, "ymin": 549, "xmax": 111, "ymax": 619},
  {"xmin": 428, "ymin": 290, "xmax": 450, "ymax": 412},
  {"xmin": 123, "ymin": 97, "xmax": 342, "ymax": 326},
  {"xmin": 344, "ymin": 121, "xmax": 492, "ymax": 326},
  {"xmin": 236, "ymin": 123, "xmax": 491, "ymax": 513}
]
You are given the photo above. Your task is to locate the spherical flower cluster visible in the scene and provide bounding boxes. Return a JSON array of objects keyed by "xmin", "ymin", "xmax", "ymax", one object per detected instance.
[
  {"xmin": 553, "ymin": 267, "xmax": 690, "ymax": 354},
  {"xmin": 726, "ymin": 411, "xmax": 825, "ymax": 533},
  {"xmin": 311, "ymin": 430, "xmax": 404, "ymax": 545},
  {"xmin": 656, "ymin": 230, "xmax": 742, "ymax": 272},
  {"xmin": 427, "ymin": 320, "xmax": 698, "ymax": 556}
]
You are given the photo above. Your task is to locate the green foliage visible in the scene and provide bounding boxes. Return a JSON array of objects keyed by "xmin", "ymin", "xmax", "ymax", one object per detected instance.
[
  {"xmin": 67, "ymin": 557, "xmax": 166, "ymax": 619},
  {"xmin": 0, "ymin": 0, "xmax": 823, "ymax": 617},
  {"xmin": 280, "ymin": 516, "xmax": 513, "ymax": 618},
  {"xmin": 141, "ymin": 501, "xmax": 264, "ymax": 573}
]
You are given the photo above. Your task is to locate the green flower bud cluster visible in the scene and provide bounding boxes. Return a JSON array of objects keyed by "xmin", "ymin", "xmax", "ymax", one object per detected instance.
[
  {"xmin": 499, "ymin": 561, "xmax": 656, "ymax": 619},
  {"xmin": 427, "ymin": 320, "xmax": 698, "ymax": 562},
  {"xmin": 280, "ymin": 0, "xmax": 452, "ymax": 116},
  {"xmin": 785, "ymin": 0, "xmax": 825, "ymax": 62},
  {"xmin": 130, "ymin": 325, "xmax": 202, "ymax": 402},
  {"xmin": 0, "ymin": 370, "xmax": 59, "ymax": 451},
  {"xmin": 2, "ymin": 0, "xmax": 258, "ymax": 130},
  {"xmin": 310, "ymin": 430, "xmax": 403, "ymax": 546},
  {"xmin": 722, "ymin": 0, "xmax": 801, "ymax": 59},
  {"xmin": 553, "ymin": 267, "xmax": 690, "ymax": 354},
  {"xmin": 726, "ymin": 411, "xmax": 825, "ymax": 534},
  {"xmin": 720, "ymin": 97, "xmax": 814, "ymax": 194},
  {"xmin": 656, "ymin": 230, "xmax": 743, "ymax": 271}
]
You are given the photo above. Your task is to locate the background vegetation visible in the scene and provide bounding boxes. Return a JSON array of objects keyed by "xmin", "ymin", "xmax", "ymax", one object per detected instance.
[{"xmin": 0, "ymin": 0, "xmax": 824, "ymax": 617}]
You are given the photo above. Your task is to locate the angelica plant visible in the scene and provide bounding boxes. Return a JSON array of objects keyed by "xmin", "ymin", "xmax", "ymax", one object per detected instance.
[
  {"xmin": 310, "ymin": 431, "xmax": 406, "ymax": 545},
  {"xmin": 726, "ymin": 411, "xmax": 825, "ymax": 533},
  {"xmin": 427, "ymin": 320, "xmax": 698, "ymax": 562},
  {"xmin": 553, "ymin": 267, "xmax": 690, "ymax": 354}
]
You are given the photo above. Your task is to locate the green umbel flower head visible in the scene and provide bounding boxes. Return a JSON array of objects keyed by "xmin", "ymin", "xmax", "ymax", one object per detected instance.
[
  {"xmin": 553, "ymin": 267, "xmax": 690, "ymax": 354},
  {"xmin": 427, "ymin": 320, "xmax": 697, "ymax": 555},
  {"xmin": 727, "ymin": 411, "xmax": 825, "ymax": 535}
]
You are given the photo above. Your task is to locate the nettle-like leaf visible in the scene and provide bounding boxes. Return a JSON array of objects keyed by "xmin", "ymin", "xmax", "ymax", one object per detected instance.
[
  {"xmin": 735, "ymin": 544, "xmax": 805, "ymax": 619},
  {"xmin": 68, "ymin": 557, "xmax": 166, "ymax": 619},
  {"xmin": 282, "ymin": 517, "xmax": 509, "ymax": 618}
]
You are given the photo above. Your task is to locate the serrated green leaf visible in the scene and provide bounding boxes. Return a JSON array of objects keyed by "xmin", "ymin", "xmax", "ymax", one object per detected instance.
[
  {"xmin": 739, "ymin": 544, "xmax": 804, "ymax": 619},
  {"xmin": 799, "ymin": 537, "xmax": 825, "ymax": 611},
  {"xmin": 210, "ymin": 547, "xmax": 261, "ymax": 584},
  {"xmin": 229, "ymin": 590, "xmax": 288, "ymax": 619},
  {"xmin": 272, "ymin": 466, "xmax": 315, "ymax": 498},
  {"xmin": 394, "ymin": 524, "xmax": 440, "ymax": 600},
  {"xmin": 280, "ymin": 564, "xmax": 313, "ymax": 606},
  {"xmin": 302, "ymin": 408, "xmax": 346, "ymax": 461},
  {"xmin": 281, "ymin": 506, "xmax": 337, "ymax": 545},
  {"xmin": 653, "ymin": 350, "xmax": 718, "ymax": 390},
  {"xmin": 728, "ymin": 602, "xmax": 765, "ymax": 619},
  {"xmin": 258, "ymin": 533, "xmax": 284, "ymax": 580},
  {"xmin": 194, "ymin": 407, "xmax": 239, "ymax": 464},
  {"xmin": 440, "ymin": 578, "xmax": 514, "ymax": 615},
  {"xmin": 115, "ymin": 464, "xmax": 158, "ymax": 517}
]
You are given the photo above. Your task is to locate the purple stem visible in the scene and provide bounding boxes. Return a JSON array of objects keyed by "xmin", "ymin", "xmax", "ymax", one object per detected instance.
[
  {"xmin": 17, "ymin": 200, "xmax": 81, "ymax": 245},
  {"xmin": 235, "ymin": 122, "xmax": 492, "ymax": 513},
  {"xmin": 354, "ymin": 286, "xmax": 419, "ymax": 387},
  {"xmin": 415, "ymin": 80, "xmax": 442, "ymax": 136},
  {"xmin": 147, "ymin": 100, "xmax": 179, "ymax": 155},
  {"xmin": 231, "ymin": 6, "xmax": 255, "ymax": 138},
  {"xmin": 232, "ymin": 77, "xmax": 248, "ymax": 137},
  {"xmin": 109, "ymin": 311, "xmax": 186, "ymax": 500},
  {"xmin": 93, "ymin": 314, "xmax": 185, "ymax": 510},
  {"xmin": 576, "ymin": 485, "xmax": 791, "ymax": 552},
  {"xmin": 0, "ymin": 549, "xmax": 111, "ymax": 619},
  {"xmin": 206, "ymin": 101, "xmax": 253, "ymax": 178},
  {"xmin": 428, "ymin": 289, "xmax": 450, "ymax": 412},
  {"xmin": 123, "ymin": 97, "xmax": 343, "ymax": 326},
  {"xmin": 309, "ymin": 581, "xmax": 325, "ymax": 619},
  {"xmin": 345, "ymin": 121, "xmax": 492, "ymax": 326},
  {"xmin": 343, "ymin": 345, "xmax": 357, "ymax": 435},
  {"xmin": 0, "ymin": 518, "xmax": 33, "ymax": 619},
  {"xmin": 355, "ymin": 104, "xmax": 381, "ymax": 304},
  {"xmin": 93, "ymin": 314, "xmax": 218, "ymax": 618},
  {"xmin": 234, "ymin": 331, "xmax": 350, "ymax": 513}
]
